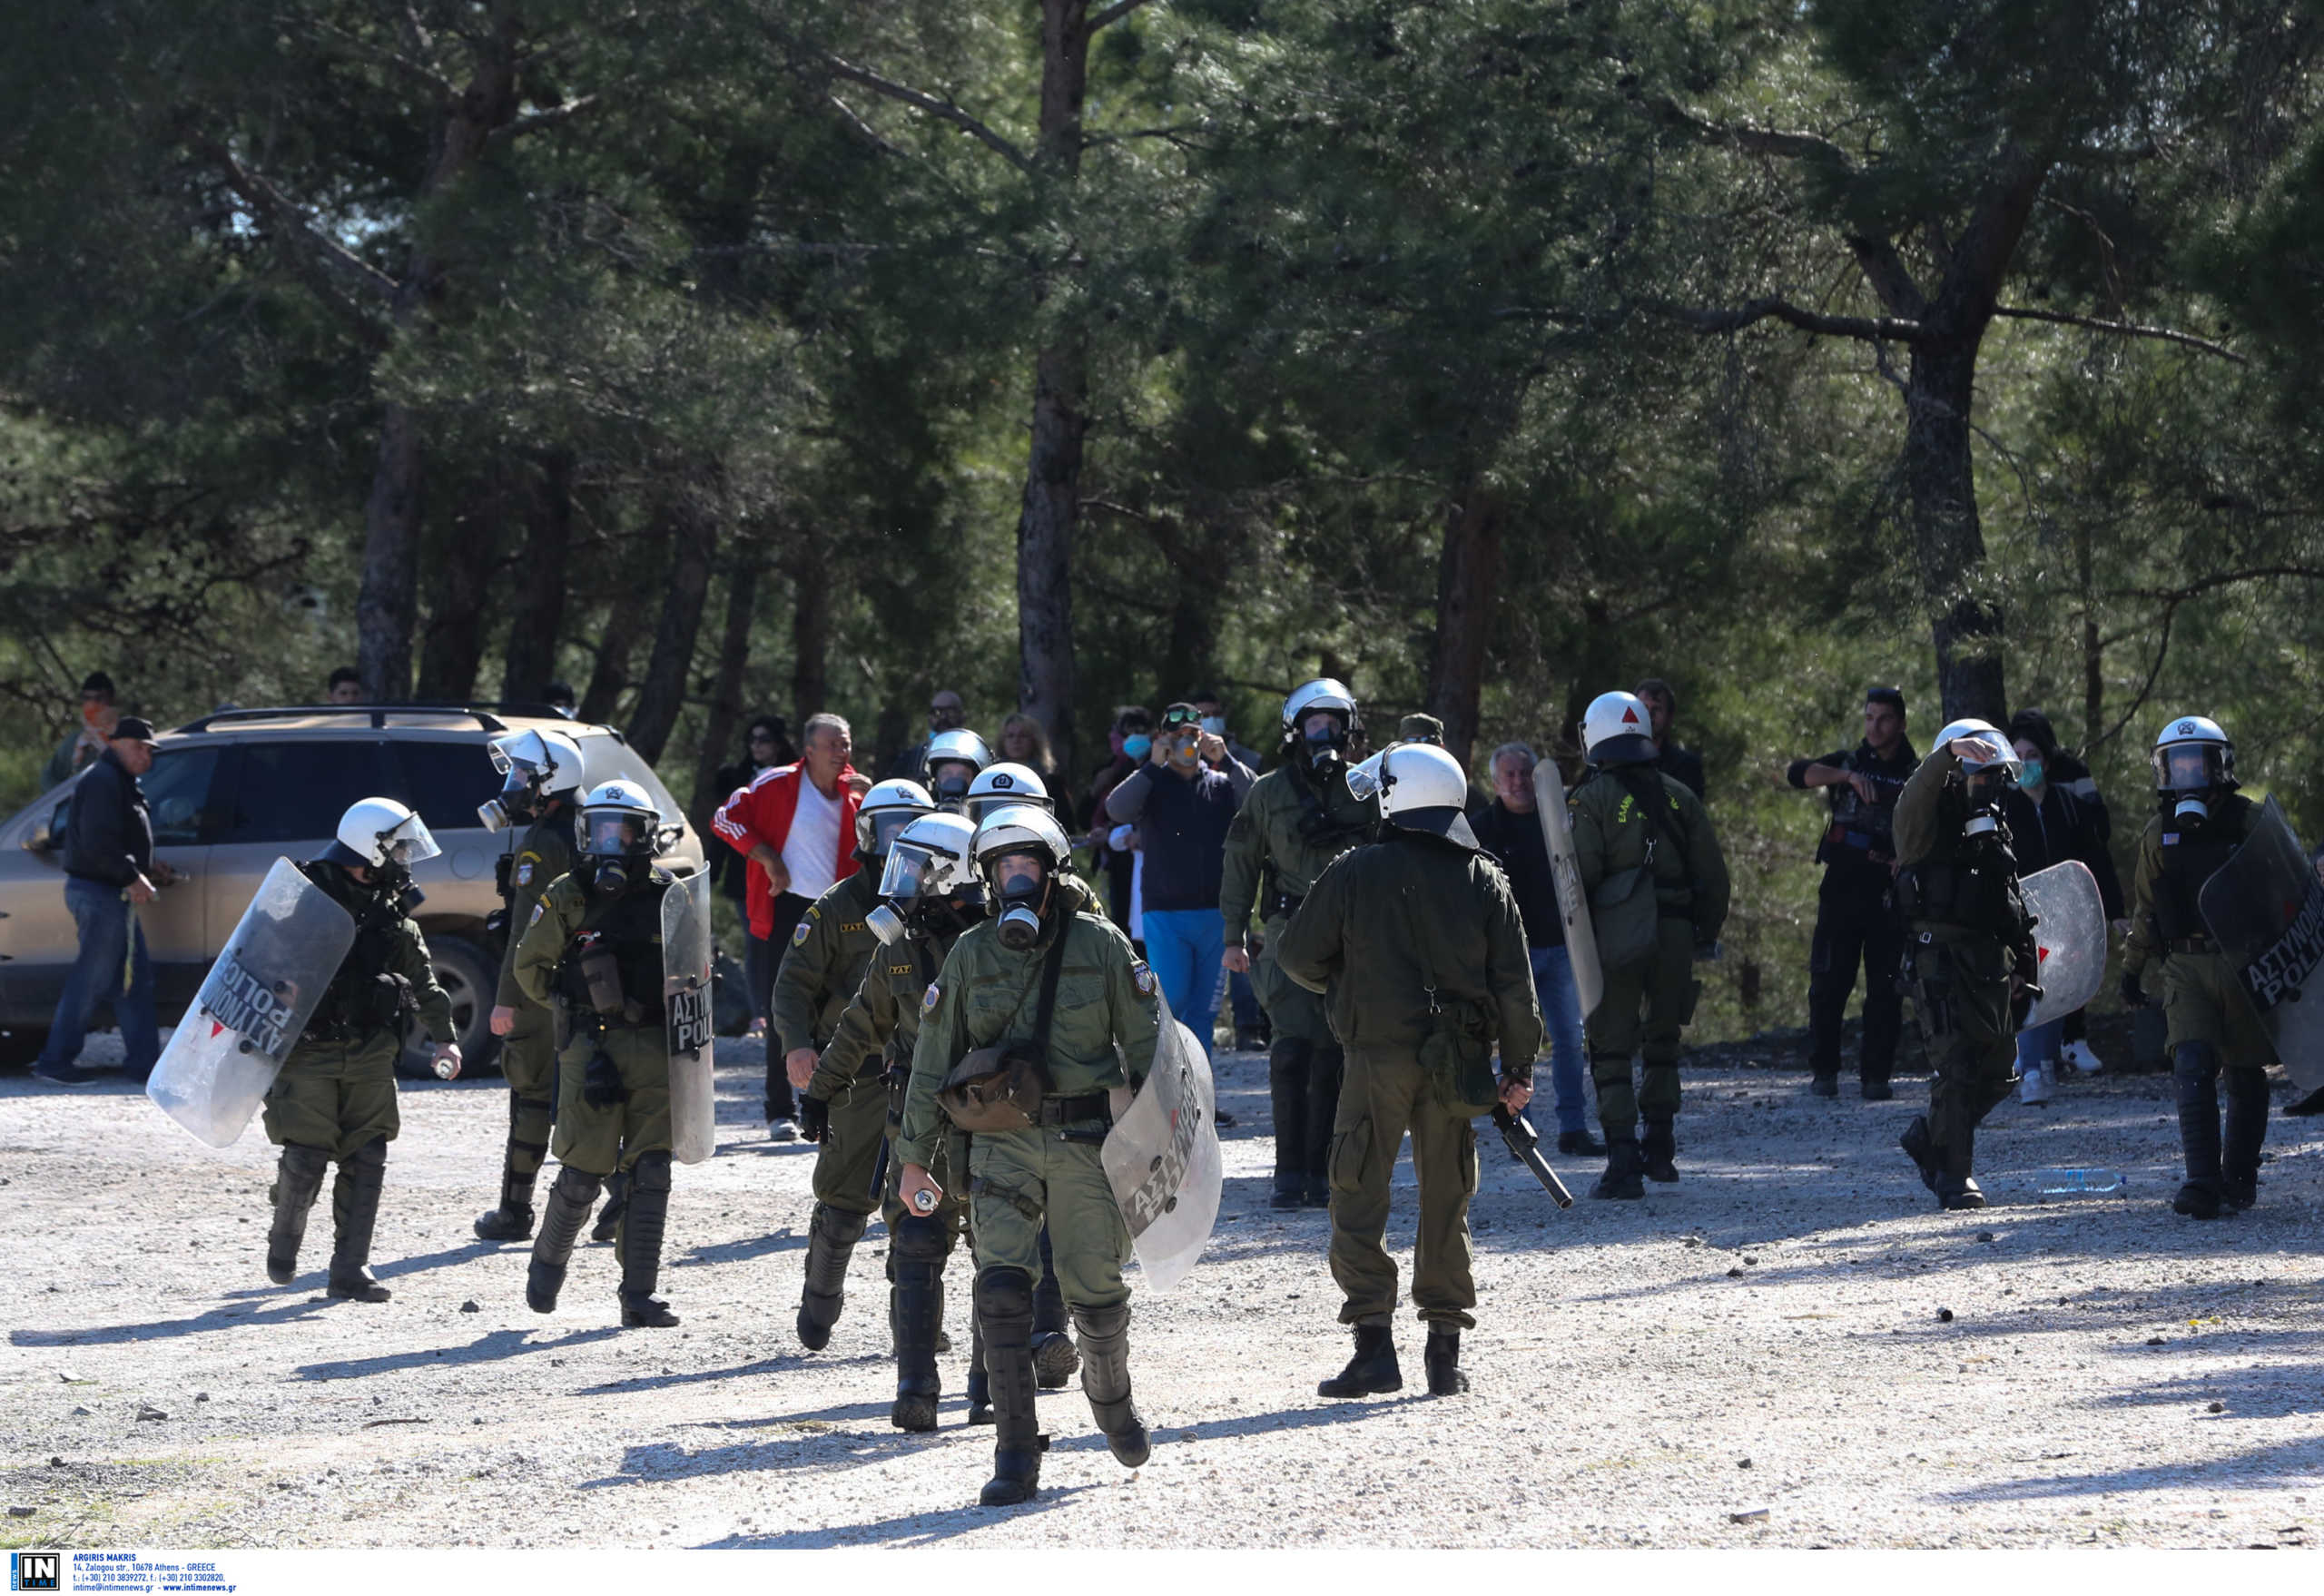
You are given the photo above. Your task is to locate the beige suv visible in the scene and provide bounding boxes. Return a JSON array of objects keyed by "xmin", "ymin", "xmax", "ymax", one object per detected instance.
[{"xmin": 0, "ymin": 705, "xmax": 702, "ymax": 1074}]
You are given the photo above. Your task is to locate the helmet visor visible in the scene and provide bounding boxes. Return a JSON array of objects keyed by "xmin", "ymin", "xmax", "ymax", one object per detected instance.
[
  {"xmin": 583, "ymin": 810, "xmax": 651, "ymax": 857},
  {"xmin": 2156, "ymin": 744, "xmax": 2224, "ymax": 793},
  {"xmin": 1344, "ymin": 753, "xmax": 1386, "ymax": 804},
  {"xmin": 1952, "ymin": 730, "xmax": 2018, "ymax": 774},
  {"xmin": 879, "ymin": 842, "xmax": 949, "ymax": 902},
  {"xmin": 863, "ymin": 807, "xmax": 921, "ymax": 854},
  {"xmin": 379, "ymin": 814, "xmax": 443, "ymax": 867},
  {"xmin": 988, "ymin": 850, "xmax": 1047, "ymax": 899}
]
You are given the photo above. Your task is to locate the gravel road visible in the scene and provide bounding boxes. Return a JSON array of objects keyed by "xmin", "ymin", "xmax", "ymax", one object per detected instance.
[{"xmin": 4, "ymin": 1036, "xmax": 2319, "ymax": 1550}]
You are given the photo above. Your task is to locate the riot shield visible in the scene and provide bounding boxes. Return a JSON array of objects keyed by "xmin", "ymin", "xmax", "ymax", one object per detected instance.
[
  {"xmin": 2198, "ymin": 796, "xmax": 2324, "ymax": 1092},
  {"xmin": 661, "ymin": 869, "xmax": 717, "ymax": 1165},
  {"xmin": 1101, "ymin": 991, "xmax": 1221, "ymax": 1293},
  {"xmin": 146, "ymin": 860, "xmax": 358, "ymax": 1148},
  {"xmin": 1531, "ymin": 759, "xmax": 1604, "ymax": 1019},
  {"xmin": 2018, "ymin": 861, "xmax": 2108, "ymax": 1031}
]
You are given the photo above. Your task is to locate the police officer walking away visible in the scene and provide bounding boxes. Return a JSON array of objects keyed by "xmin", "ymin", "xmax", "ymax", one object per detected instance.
[
  {"xmin": 1786, "ymin": 688, "xmax": 1919, "ymax": 1099},
  {"xmin": 2120, "ymin": 716, "xmax": 2274, "ymax": 1218},
  {"xmin": 897, "ymin": 805, "xmax": 1162, "ymax": 1508},
  {"xmin": 1569, "ymin": 692, "xmax": 1730, "ymax": 1198},
  {"xmin": 516, "ymin": 782, "xmax": 687, "ymax": 1327},
  {"xmin": 1275, "ymin": 743, "xmax": 1541, "ymax": 1400},
  {"xmin": 1220, "ymin": 679, "xmax": 1378, "ymax": 1208},
  {"xmin": 1893, "ymin": 723, "xmax": 2037, "ymax": 1212},
  {"xmin": 474, "ymin": 730, "xmax": 585, "ymax": 1242},
  {"xmin": 262, "ymin": 800, "xmax": 462, "ymax": 1301},
  {"xmin": 783, "ymin": 779, "xmax": 935, "ymax": 1350}
]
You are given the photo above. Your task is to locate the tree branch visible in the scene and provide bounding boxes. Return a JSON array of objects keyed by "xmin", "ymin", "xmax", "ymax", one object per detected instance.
[
  {"xmin": 1846, "ymin": 234, "xmax": 1928, "ymax": 320},
  {"xmin": 1645, "ymin": 297, "xmax": 1925, "ymax": 343},
  {"xmin": 1089, "ymin": 0, "xmax": 1157, "ymax": 30},
  {"xmin": 496, "ymin": 94, "xmax": 600, "ymax": 143},
  {"xmin": 194, "ymin": 138, "xmax": 400, "ymax": 313},
  {"xmin": 1994, "ymin": 305, "xmax": 2247, "ymax": 364},
  {"xmin": 1653, "ymin": 100, "xmax": 1857, "ymax": 170},
  {"xmin": 822, "ymin": 53, "xmax": 1033, "ymax": 174}
]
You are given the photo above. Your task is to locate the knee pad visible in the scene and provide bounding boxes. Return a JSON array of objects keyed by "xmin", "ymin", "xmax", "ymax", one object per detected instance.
[
  {"xmin": 892, "ymin": 1215, "xmax": 950, "ymax": 1265},
  {"xmin": 281, "ymin": 1143, "xmax": 332, "ymax": 1177},
  {"xmin": 2222, "ymin": 1065, "xmax": 2270, "ymax": 1108},
  {"xmin": 628, "ymin": 1150, "xmax": 673, "ymax": 1194},
  {"xmin": 812, "ymin": 1203, "xmax": 868, "ymax": 1246},
  {"xmin": 976, "ymin": 1266, "xmax": 1034, "ymax": 1325},
  {"xmin": 550, "ymin": 1164, "xmax": 605, "ymax": 1203},
  {"xmin": 2171, "ymin": 1041, "xmax": 2219, "ymax": 1082}
]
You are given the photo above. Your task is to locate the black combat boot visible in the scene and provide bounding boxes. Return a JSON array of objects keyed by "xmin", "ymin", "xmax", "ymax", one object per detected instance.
[
  {"xmin": 616, "ymin": 1153, "xmax": 678, "ymax": 1327},
  {"xmin": 1556, "ymin": 1128, "xmax": 1606, "ymax": 1158},
  {"xmin": 2221, "ymin": 1066, "xmax": 2269, "ymax": 1212},
  {"xmin": 1591, "ymin": 1138, "xmax": 1645, "ymax": 1200},
  {"xmin": 977, "ymin": 1267, "xmax": 1047, "ymax": 1506},
  {"xmin": 1270, "ymin": 1174, "xmax": 1304, "ymax": 1211},
  {"xmin": 1031, "ymin": 1227, "xmax": 1078, "ymax": 1389},
  {"xmin": 325, "ymin": 1138, "xmax": 392, "ymax": 1302},
  {"xmin": 890, "ymin": 1217, "xmax": 948, "ymax": 1433},
  {"xmin": 796, "ymin": 1203, "xmax": 867, "ymax": 1350},
  {"xmin": 1073, "ymin": 1304, "xmax": 1151, "ymax": 1466},
  {"xmin": 1303, "ymin": 1176, "xmax": 1331, "ymax": 1208},
  {"xmin": 966, "ymin": 1306, "xmax": 994, "ymax": 1425},
  {"xmin": 266, "ymin": 1144, "xmax": 330, "ymax": 1286},
  {"xmin": 527, "ymin": 1165, "xmax": 603, "ymax": 1314},
  {"xmin": 1898, "ymin": 1115, "xmax": 1941, "ymax": 1195},
  {"xmin": 590, "ymin": 1167, "xmax": 631, "ymax": 1245},
  {"xmin": 1640, "ymin": 1118, "xmax": 1679, "ymax": 1184},
  {"xmin": 475, "ymin": 1093, "xmax": 546, "ymax": 1241},
  {"xmin": 1935, "ymin": 1127, "xmax": 1985, "ymax": 1211},
  {"xmin": 1860, "ymin": 1072, "xmax": 1895, "ymax": 1102},
  {"xmin": 1317, "ymin": 1325, "xmax": 1402, "ymax": 1398},
  {"xmin": 1423, "ymin": 1328, "xmax": 1468, "ymax": 1396},
  {"xmin": 1810, "ymin": 1073, "xmax": 1840, "ymax": 1098},
  {"xmin": 2172, "ymin": 1043, "xmax": 2227, "ymax": 1220}
]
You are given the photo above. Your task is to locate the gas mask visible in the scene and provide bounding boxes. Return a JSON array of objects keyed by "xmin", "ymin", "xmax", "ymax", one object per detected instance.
[
  {"xmin": 2172, "ymin": 793, "xmax": 2211, "ymax": 824},
  {"xmin": 912, "ymin": 889, "xmax": 986, "ymax": 941},
  {"xmin": 478, "ymin": 777, "xmax": 542, "ymax": 834},
  {"xmin": 930, "ymin": 763, "xmax": 974, "ymax": 807},
  {"xmin": 591, "ymin": 856, "xmax": 638, "ymax": 895},
  {"xmin": 991, "ymin": 855, "xmax": 1049, "ymax": 951},
  {"xmin": 865, "ymin": 902, "xmax": 907, "ymax": 945},
  {"xmin": 1304, "ymin": 724, "xmax": 1345, "ymax": 774}
]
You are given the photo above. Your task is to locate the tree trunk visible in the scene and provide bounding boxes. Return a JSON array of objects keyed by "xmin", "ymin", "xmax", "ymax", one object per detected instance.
[
  {"xmin": 577, "ymin": 599, "xmax": 645, "ymax": 726},
  {"xmin": 791, "ymin": 537, "xmax": 832, "ymax": 722},
  {"xmin": 501, "ymin": 449, "xmax": 574, "ymax": 703},
  {"xmin": 414, "ymin": 475, "xmax": 504, "ymax": 702},
  {"xmin": 2074, "ymin": 519, "xmax": 2102, "ymax": 751},
  {"xmin": 353, "ymin": 11, "xmax": 521, "ymax": 704},
  {"xmin": 627, "ymin": 505, "xmax": 715, "ymax": 764},
  {"xmin": 1903, "ymin": 344, "xmax": 2006, "ymax": 725},
  {"xmin": 1425, "ymin": 478, "xmax": 1502, "ymax": 768},
  {"xmin": 689, "ymin": 561, "xmax": 760, "ymax": 835}
]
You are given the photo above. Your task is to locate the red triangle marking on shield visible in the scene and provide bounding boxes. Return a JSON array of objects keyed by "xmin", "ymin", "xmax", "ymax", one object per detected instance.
[
  {"xmin": 210, "ymin": 1020, "xmax": 225, "ymax": 1039},
  {"xmin": 2037, "ymin": 948, "xmax": 2051, "ymax": 962}
]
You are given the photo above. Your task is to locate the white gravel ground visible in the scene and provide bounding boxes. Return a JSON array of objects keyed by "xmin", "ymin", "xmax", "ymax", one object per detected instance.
[{"xmin": 4, "ymin": 1035, "xmax": 2320, "ymax": 1550}]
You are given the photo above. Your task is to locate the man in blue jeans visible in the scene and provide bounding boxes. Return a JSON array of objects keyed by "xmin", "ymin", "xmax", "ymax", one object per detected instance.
[
  {"xmin": 1470, "ymin": 743, "xmax": 1600, "ymax": 1156},
  {"xmin": 35, "ymin": 716, "xmax": 175, "ymax": 1086},
  {"xmin": 1105, "ymin": 702, "xmax": 1256, "ymax": 1066}
]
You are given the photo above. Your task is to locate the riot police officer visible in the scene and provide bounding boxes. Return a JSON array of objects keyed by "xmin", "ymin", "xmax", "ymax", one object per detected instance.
[
  {"xmin": 812, "ymin": 812, "xmax": 988, "ymax": 1430},
  {"xmin": 515, "ymin": 782, "xmax": 686, "ymax": 1327},
  {"xmin": 2120, "ymin": 715, "xmax": 2274, "ymax": 1218},
  {"xmin": 1220, "ymin": 679, "xmax": 1378, "ymax": 1208},
  {"xmin": 474, "ymin": 729, "xmax": 586, "ymax": 1242},
  {"xmin": 262, "ymin": 799, "xmax": 461, "ymax": 1302},
  {"xmin": 1275, "ymin": 744, "xmax": 1541, "ymax": 1399},
  {"xmin": 1893, "ymin": 722, "xmax": 2037, "ymax": 1212},
  {"xmin": 1787, "ymin": 688, "xmax": 1919, "ymax": 1099},
  {"xmin": 783, "ymin": 778, "xmax": 935, "ymax": 1350},
  {"xmin": 922, "ymin": 728, "xmax": 992, "ymax": 813},
  {"xmin": 897, "ymin": 805, "xmax": 1162, "ymax": 1508},
  {"xmin": 1568, "ymin": 692, "xmax": 1731, "ymax": 1198}
]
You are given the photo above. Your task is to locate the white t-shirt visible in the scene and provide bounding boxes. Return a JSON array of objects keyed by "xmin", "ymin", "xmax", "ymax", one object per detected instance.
[{"xmin": 782, "ymin": 777, "xmax": 843, "ymax": 901}]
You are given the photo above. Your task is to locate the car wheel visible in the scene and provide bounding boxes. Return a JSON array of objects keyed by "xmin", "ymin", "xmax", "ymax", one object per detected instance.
[
  {"xmin": 0, "ymin": 1026, "xmax": 50, "ymax": 1070},
  {"xmin": 398, "ymin": 933, "xmax": 500, "ymax": 1079}
]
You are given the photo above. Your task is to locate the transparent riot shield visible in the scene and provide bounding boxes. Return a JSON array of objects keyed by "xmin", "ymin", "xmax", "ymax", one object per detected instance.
[
  {"xmin": 2018, "ymin": 861, "xmax": 2108, "ymax": 1031},
  {"xmin": 1102, "ymin": 991, "xmax": 1222, "ymax": 1293},
  {"xmin": 146, "ymin": 859, "xmax": 359, "ymax": 1148},
  {"xmin": 661, "ymin": 869, "xmax": 717, "ymax": 1165},
  {"xmin": 1531, "ymin": 759, "xmax": 1604, "ymax": 1018},
  {"xmin": 2198, "ymin": 796, "xmax": 2324, "ymax": 1092}
]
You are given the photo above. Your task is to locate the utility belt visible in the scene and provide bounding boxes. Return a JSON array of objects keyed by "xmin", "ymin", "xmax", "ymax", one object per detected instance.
[
  {"xmin": 302, "ymin": 1019, "xmax": 390, "ymax": 1048},
  {"xmin": 1822, "ymin": 823, "xmax": 1895, "ymax": 865},
  {"xmin": 1265, "ymin": 890, "xmax": 1305, "ymax": 921},
  {"xmin": 1038, "ymin": 1091, "xmax": 1114, "ymax": 1127}
]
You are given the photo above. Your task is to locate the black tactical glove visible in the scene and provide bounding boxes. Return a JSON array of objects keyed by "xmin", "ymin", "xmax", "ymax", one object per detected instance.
[
  {"xmin": 2118, "ymin": 970, "xmax": 2145, "ymax": 1010},
  {"xmin": 582, "ymin": 1049, "xmax": 630, "ymax": 1108},
  {"xmin": 798, "ymin": 1092, "xmax": 831, "ymax": 1144}
]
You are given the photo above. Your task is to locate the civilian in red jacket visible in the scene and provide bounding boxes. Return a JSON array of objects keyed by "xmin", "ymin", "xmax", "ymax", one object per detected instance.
[{"xmin": 714, "ymin": 713, "xmax": 865, "ymax": 1138}]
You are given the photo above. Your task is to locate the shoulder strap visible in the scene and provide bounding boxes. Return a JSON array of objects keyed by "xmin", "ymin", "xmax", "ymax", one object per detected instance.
[{"xmin": 1031, "ymin": 918, "xmax": 1073, "ymax": 1050}]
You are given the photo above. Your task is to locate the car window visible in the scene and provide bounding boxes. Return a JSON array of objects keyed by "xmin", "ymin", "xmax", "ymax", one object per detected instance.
[
  {"xmin": 221, "ymin": 741, "xmax": 396, "ymax": 845},
  {"xmin": 389, "ymin": 739, "xmax": 499, "ymax": 833},
  {"xmin": 576, "ymin": 737, "xmax": 682, "ymax": 820},
  {"xmin": 143, "ymin": 745, "xmax": 227, "ymax": 845}
]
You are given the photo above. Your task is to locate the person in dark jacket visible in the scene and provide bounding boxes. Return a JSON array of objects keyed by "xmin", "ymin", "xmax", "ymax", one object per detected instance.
[
  {"xmin": 707, "ymin": 715, "xmax": 795, "ymax": 910},
  {"xmin": 2008, "ymin": 709, "xmax": 2122, "ymax": 1076},
  {"xmin": 1103, "ymin": 703, "xmax": 1256, "ymax": 1061},
  {"xmin": 1635, "ymin": 678, "xmax": 1708, "ymax": 802},
  {"xmin": 1085, "ymin": 706, "xmax": 1152, "ymax": 937},
  {"xmin": 34, "ymin": 717, "xmax": 178, "ymax": 1085},
  {"xmin": 1471, "ymin": 743, "xmax": 1600, "ymax": 1158}
]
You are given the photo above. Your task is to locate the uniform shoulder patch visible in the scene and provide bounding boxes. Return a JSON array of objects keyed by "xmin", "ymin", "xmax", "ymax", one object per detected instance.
[
  {"xmin": 527, "ymin": 902, "xmax": 546, "ymax": 928},
  {"xmin": 922, "ymin": 982, "xmax": 942, "ymax": 1012},
  {"xmin": 1131, "ymin": 960, "xmax": 1157, "ymax": 997},
  {"xmin": 516, "ymin": 861, "xmax": 534, "ymax": 887},
  {"xmin": 792, "ymin": 917, "xmax": 814, "ymax": 947}
]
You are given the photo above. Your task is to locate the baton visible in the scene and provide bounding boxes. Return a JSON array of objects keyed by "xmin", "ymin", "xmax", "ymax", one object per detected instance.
[{"xmin": 1491, "ymin": 1104, "xmax": 1574, "ymax": 1209}]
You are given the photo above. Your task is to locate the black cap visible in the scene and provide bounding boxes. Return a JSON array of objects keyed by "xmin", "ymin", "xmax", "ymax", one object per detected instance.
[
  {"xmin": 81, "ymin": 671, "xmax": 116, "ymax": 698},
  {"xmin": 109, "ymin": 716, "xmax": 157, "ymax": 743},
  {"xmin": 1866, "ymin": 686, "xmax": 1905, "ymax": 714}
]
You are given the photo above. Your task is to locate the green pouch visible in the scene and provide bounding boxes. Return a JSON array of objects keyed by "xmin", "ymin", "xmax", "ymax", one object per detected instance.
[
  {"xmin": 1591, "ymin": 865, "xmax": 1658, "ymax": 975},
  {"xmin": 1418, "ymin": 997, "xmax": 1497, "ymax": 1109}
]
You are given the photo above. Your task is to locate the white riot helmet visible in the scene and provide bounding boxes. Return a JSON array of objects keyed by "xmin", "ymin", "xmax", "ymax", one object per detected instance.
[
  {"xmin": 2152, "ymin": 714, "xmax": 2234, "ymax": 822},
  {"xmin": 868, "ymin": 811, "xmax": 983, "ymax": 944},
  {"xmin": 1933, "ymin": 717, "xmax": 2020, "ymax": 836},
  {"xmin": 324, "ymin": 797, "xmax": 441, "ymax": 872},
  {"xmin": 1581, "ymin": 691, "xmax": 1659, "ymax": 766},
  {"xmin": 973, "ymin": 803, "xmax": 1074, "ymax": 952},
  {"xmin": 922, "ymin": 728, "xmax": 993, "ymax": 808},
  {"xmin": 478, "ymin": 727, "xmax": 585, "ymax": 832},
  {"xmin": 1281, "ymin": 678, "xmax": 1360, "ymax": 745},
  {"xmin": 576, "ymin": 780, "xmax": 661, "ymax": 892},
  {"xmin": 965, "ymin": 762, "xmax": 1055, "ymax": 825},
  {"xmin": 855, "ymin": 778, "xmax": 935, "ymax": 858},
  {"xmin": 1346, "ymin": 743, "xmax": 1479, "ymax": 850}
]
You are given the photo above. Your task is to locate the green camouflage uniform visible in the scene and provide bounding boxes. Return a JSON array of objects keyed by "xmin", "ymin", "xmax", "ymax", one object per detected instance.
[
  {"xmin": 489, "ymin": 806, "xmax": 574, "ymax": 1201},
  {"xmin": 815, "ymin": 921, "xmax": 970, "ymax": 1235},
  {"xmin": 1275, "ymin": 829, "xmax": 1542, "ymax": 1330},
  {"xmin": 1219, "ymin": 759, "xmax": 1376, "ymax": 1043},
  {"xmin": 778, "ymin": 869, "xmax": 888, "ymax": 1210}
]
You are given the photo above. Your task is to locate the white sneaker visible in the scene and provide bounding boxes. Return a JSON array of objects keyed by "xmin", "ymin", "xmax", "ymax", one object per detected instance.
[
  {"xmin": 766, "ymin": 1117, "xmax": 799, "ymax": 1143},
  {"xmin": 2062, "ymin": 1039, "xmax": 2103, "ymax": 1076},
  {"xmin": 2020, "ymin": 1064, "xmax": 2054, "ymax": 1107}
]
